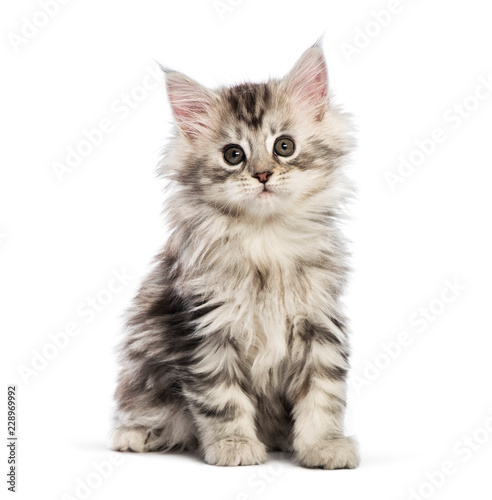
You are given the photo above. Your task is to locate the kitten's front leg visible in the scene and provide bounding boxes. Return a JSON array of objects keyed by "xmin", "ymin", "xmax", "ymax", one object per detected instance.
[
  {"xmin": 289, "ymin": 320, "xmax": 360, "ymax": 469},
  {"xmin": 185, "ymin": 335, "xmax": 266, "ymax": 466}
]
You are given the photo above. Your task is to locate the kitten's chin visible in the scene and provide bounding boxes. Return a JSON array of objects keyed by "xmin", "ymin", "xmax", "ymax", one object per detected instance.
[
  {"xmin": 244, "ymin": 187, "xmax": 290, "ymax": 217},
  {"xmin": 254, "ymin": 186, "xmax": 280, "ymax": 206},
  {"xmin": 257, "ymin": 189, "xmax": 276, "ymax": 200},
  {"xmin": 215, "ymin": 187, "xmax": 292, "ymax": 218}
]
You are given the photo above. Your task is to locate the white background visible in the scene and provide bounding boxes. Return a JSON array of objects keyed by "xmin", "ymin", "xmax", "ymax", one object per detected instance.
[{"xmin": 1, "ymin": 0, "xmax": 492, "ymax": 499}]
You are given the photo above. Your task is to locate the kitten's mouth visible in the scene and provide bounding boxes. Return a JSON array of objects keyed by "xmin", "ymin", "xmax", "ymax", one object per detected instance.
[{"xmin": 259, "ymin": 186, "xmax": 275, "ymax": 197}]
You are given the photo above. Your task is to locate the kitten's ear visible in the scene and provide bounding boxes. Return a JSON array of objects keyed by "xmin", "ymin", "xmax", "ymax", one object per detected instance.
[
  {"xmin": 282, "ymin": 45, "xmax": 329, "ymax": 120},
  {"xmin": 164, "ymin": 70, "xmax": 215, "ymax": 140}
]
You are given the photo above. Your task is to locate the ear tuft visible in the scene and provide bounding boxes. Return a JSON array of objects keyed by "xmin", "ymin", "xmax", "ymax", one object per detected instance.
[
  {"xmin": 283, "ymin": 46, "xmax": 329, "ymax": 120},
  {"xmin": 165, "ymin": 71, "xmax": 215, "ymax": 140},
  {"xmin": 154, "ymin": 60, "xmax": 173, "ymax": 74}
]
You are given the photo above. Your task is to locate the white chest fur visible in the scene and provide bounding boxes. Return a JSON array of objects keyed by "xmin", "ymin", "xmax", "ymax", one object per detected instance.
[{"xmin": 177, "ymin": 217, "xmax": 340, "ymax": 391}]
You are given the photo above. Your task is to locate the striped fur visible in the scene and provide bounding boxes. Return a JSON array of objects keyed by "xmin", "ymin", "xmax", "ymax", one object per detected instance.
[{"xmin": 112, "ymin": 44, "xmax": 359, "ymax": 469}]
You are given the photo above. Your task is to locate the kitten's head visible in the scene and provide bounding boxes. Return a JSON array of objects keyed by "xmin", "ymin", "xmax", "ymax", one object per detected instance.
[{"xmin": 161, "ymin": 44, "xmax": 353, "ymax": 219}]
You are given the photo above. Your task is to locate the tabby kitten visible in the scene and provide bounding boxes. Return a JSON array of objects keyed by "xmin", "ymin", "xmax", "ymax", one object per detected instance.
[{"xmin": 112, "ymin": 43, "xmax": 359, "ymax": 469}]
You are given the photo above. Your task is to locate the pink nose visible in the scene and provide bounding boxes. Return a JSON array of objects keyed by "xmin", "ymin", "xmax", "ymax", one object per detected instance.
[{"xmin": 253, "ymin": 172, "xmax": 272, "ymax": 184}]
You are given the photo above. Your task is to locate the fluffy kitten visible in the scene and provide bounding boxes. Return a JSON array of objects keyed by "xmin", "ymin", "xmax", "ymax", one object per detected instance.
[{"xmin": 112, "ymin": 43, "xmax": 359, "ymax": 469}]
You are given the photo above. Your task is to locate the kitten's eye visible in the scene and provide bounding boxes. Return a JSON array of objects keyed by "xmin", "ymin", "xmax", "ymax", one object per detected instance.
[
  {"xmin": 273, "ymin": 137, "xmax": 295, "ymax": 157},
  {"xmin": 223, "ymin": 145, "xmax": 245, "ymax": 166}
]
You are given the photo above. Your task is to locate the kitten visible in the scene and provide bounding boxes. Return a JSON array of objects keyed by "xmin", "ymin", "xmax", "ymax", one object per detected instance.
[{"xmin": 112, "ymin": 42, "xmax": 359, "ymax": 469}]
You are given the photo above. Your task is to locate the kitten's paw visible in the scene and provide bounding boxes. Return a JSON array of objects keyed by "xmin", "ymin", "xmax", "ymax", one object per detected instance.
[
  {"xmin": 111, "ymin": 426, "xmax": 149, "ymax": 453},
  {"xmin": 296, "ymin": 436, "xmax": 360, "ymax": 470},
  {"xmin": 204, "ymin": 436, "xmax": 267, "ymax": 466}
]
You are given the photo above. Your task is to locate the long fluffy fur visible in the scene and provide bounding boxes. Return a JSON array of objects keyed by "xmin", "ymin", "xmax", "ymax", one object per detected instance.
[{"xmin": 112, "ymin": 45, "xmax": 359, "ymax": 469}]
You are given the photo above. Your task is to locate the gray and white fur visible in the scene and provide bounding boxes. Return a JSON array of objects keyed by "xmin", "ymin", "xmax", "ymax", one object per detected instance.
[{"xmin": 112, "ymin": 43, "xmax": 360, "ymax": 469}]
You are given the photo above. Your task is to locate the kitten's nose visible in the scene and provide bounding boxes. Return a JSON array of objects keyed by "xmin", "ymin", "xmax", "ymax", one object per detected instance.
[{"xmin": 253, "ymin": 172, "xmax": 272, "ymax": 184}]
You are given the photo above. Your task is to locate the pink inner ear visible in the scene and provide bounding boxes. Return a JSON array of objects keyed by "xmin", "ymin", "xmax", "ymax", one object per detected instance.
[
  {"xmin": 287, "ymin": 48, "xmax": 329, "ymax": 118},
  {"xmin": 166, "ymin": 74, "xmax": 213, "ymax": 140},
  {"xmin": 170, "ymin": 94, "xmax": 206, "ymax": 127}
]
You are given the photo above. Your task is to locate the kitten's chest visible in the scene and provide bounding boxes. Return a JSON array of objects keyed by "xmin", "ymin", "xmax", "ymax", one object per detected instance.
[
  {"xmin": 183, "ymin": 222, "xmax": 339, "ymax": 388},
  {"xmin": 218, "ymin": 226, "xmax": 323, "ymax": 316},
  {"xmin": 212, "ymin": 228, "xmax": 331, "ymax": 389}
]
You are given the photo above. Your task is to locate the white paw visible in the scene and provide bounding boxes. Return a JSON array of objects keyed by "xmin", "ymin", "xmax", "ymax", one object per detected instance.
[
  {"xmin": 111, "ymin": 426, "xmax": 149, "ymax": 453},
  {"xmin": 204, "ymin": 436, "xmax": 267, "ymax": 466},
  {"xmin": 296, "ymin": 436, "xmax": 360, "ymax": 470}
]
